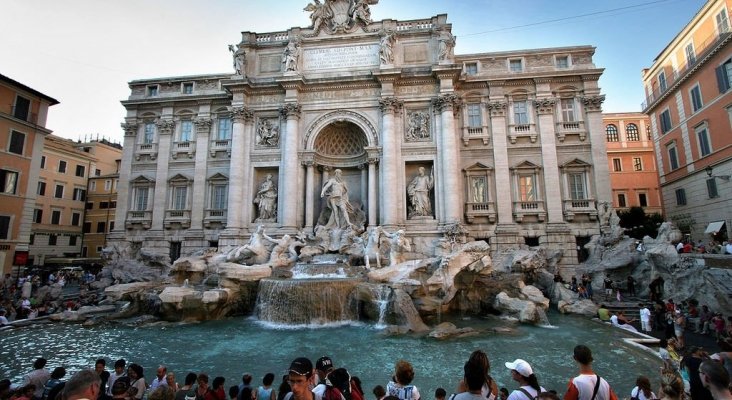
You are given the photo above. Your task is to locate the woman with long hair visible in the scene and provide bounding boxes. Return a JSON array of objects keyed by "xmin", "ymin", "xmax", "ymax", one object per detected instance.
[
  {"xmin": 504, "ymin": 359, "xmax": 544, "ymax": 400},
  {"xmin": 457, "ymin": 350, "xmax": 498, "ymax": 400},
  {"xmin": 630, "ymin": 376, "xmax": 657, "ymax": 400}
]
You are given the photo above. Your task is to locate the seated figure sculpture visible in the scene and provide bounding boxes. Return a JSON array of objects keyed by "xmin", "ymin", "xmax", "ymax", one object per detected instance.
[
  {"xmin": 226, "ymin": 225, "xmax": 272, "ymax": 265},
  {"xmin": 384, "ymin": 229, "xmax": 411, "ymax": 266}
]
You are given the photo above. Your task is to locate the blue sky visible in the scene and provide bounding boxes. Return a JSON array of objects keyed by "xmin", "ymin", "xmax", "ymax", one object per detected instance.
[{"xmin": 1, "ymin": 0, "xmax": 707, "ymax": 143}]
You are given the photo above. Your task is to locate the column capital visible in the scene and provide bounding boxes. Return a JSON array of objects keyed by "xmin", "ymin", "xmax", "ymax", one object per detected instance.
[
  {"xmin": 194, "ymin": 118, "xmax": 212, "ymax": 133},
  {"xmin": 533, "ymin": 98, "xmax": 557, "ymax": 115},
  {"xmin": 231, "ymin": 106, "xmax": 254, "ymax": 123},
  {"xmin": 486, "ymin": 100, "xmax": 507, "ymax": 117},
  {"xmin": 121, "ymin": 122, "xmax": 139, "ymax": 137},
  {"xmin": 432, "ymin": 93, "xmax": 462, "ymax": 113},
  {"xmin": 379, "ymin": 96, "xmax": 403, "ymax": 114},
  {"xmin": 156, "ymin": 119, "xmax": 175, "ymax": 135},
  {"xmin": 581, "ymin": 95, "xmax": 605, "ymax": 113},
  {"xmin": 279, "ymin": 102, "xmax": 302, "ymax": 119}
]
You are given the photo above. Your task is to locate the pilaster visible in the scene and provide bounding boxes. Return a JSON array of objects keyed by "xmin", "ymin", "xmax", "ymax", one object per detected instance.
[
  {"xmin": 190, "ymin": 118, "xmax": 212, "ymax": 229},
  {"xmin": 534, "ymin": 97, "xmax": 563, "ymax": 223},
  {"xmin": 226, "ymin": 106, "xmax": 253, "ymax": 231},
  {"xmin": 487, "ymin": 100, "xmax": 513, "ymax": 225},
  {"xmin": 113, "ymin": 122, "xmax": 138, "ymax": 234},
  {"xmin": 151, "ymin": 119, "xmax": 174, "ymax": 231},
  {"xmin": 582, "ymin": 95, "xmax": 612, "ymax": 204},
  {"xmin": 280, "ymin": 102, "xmax": 302, "ymax": 231},
  {"xmin": 379, "ymin": 96, "xmax": 402, "ymax": 227},
  {"xmin": 433, "ymin": 93, "xmax": 463, "ymax": 223}
]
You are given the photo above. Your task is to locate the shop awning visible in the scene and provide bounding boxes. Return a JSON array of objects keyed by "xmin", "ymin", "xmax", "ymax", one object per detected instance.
[{"xmin": 704, "ymin": 221, "xmax": 726, "ymax": 234}]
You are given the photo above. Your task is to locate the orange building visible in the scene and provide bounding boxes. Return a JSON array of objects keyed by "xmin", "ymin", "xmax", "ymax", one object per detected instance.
[
  {"xmin": 0, "ymin": 74, "xmax": 58, "ymax": 275},
  {"xmin": 603, "ymin": 113, "xmax": 663, "ymax": 216},
  {"xmin": 642, "ymin": 0, "xmax": 732, "ymax": 241}
]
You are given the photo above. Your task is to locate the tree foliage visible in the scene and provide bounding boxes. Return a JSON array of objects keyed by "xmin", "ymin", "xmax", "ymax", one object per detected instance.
[{"xmin": 617, "ymin": 207, "xmax": 664, "ymax": 240}]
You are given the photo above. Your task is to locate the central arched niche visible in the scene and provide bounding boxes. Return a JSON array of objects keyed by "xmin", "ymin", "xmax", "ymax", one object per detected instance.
[{"xmin": 312, "ymin": 120, "xmax": 369, "ymax": 229}]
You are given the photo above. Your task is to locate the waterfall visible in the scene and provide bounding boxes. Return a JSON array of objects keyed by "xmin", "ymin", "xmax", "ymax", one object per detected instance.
[
  {"xmin": 375, "ymin": 285, "xmax": 392, "ymax": 328},
  {"xmin": 255, "ymin": 278, "xmax": 361, "ymax": 326}
]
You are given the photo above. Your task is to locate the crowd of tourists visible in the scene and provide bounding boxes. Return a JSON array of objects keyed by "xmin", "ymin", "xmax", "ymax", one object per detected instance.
[{"xmin": 2, "ymin": 344, "xmax": 731, "ymax": 400}]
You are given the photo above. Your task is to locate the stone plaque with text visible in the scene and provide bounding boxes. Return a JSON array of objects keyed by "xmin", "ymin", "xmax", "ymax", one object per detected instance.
[{"xmin": 303, "ymin": 44, "xmax": 380, "ymax": 71}]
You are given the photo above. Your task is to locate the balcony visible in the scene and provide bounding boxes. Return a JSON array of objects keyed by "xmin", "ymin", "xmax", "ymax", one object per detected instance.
[
  {"xmin": 462, "ymin": 125, "xmax": 490, "ymax": 145},
  {"xmin": 164, "ymin": 209, "xmax": 191, "ymax": 229},
  {"xmin": 512, "ymin": 201, "xmax": 546, "ymax": 223},
  {"xmin": 126, "ymin": 210, "xmax": 152, "ymax": 229},
  {"xmin": 171, "ymin": 141, "xmax": 196, "ymax": 160},
  {"xmin": 563, "ymin": 199, "xmax": 598, "ymax": 222},
  {"xmin": 555, "ymin": 121, "xmax": 587, "ymax": 142},
  {"xmin": 135, "ymin": 143, "xmax": 158, "ymax": 161},
  {"xmin": 204, "ymin": 209, "xmax": 227, "ymax": 229},
  {"xmin": 209, "ymin": 139, "xmax": 231, "ymax": 158},
  {"xmin": 642, "ymin": 31, "xmax": 732, "ymax": 111},
  {"xmin": 465, "ymin": 201, "xmax": 496, "ymax": 223},
  {"xmin": 508, "ymin": 123, "xmax": 537, "ymax": 144}
]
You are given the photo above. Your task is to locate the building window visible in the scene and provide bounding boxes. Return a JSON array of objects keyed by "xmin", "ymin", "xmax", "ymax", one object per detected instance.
[
  {"xmin": 0, "ymin": 216, "xmax": 10, "ymax": 239},
  {"xmin": 211, "ymin": 184, "xmax": 228, "ymax": 210},
  {"xmin": 513, "ymin": 101, "xmax": 529, "ymax": 124},
  {"xmin": 556, "ymin": 55, "xmax": 569, "ymax": 68},
  {"xmin": 660, "ymin": 109, "xmax": 672, "ymax": 134},
  {"xmin": 69, "ymin": 235, "xmax": 77, "ymax": 246},
  {"xmin": 33, "ymin": 209, "xmax": 43, "ymax": 224},
  {"xmin": 100, "ymin": 201, "xmax": 109, "ymax": 209},
  {"xmin": 110, "ymin": 201, "xmax": 117, "ymax": 209},
  {"xmin": 172, "ymin": 186, "xmax": 188, "ymax": 210},
  {"xmin": 134, "ymin": 187, "xmax": 149, "ymax": 211},
  {"xmin": 180, "ymin": 120, "xmax": 193, "ymax": 142},
  {"xmin": 606, "ymin": 124, "xmax": 619, "ymax": 141},
  {"xmin": 560, "ymin": 98, "xmax": 576, "ymax": 122},
  {"xmin": 667, "ymin": 143, "xmax": 680, "ymax": 170},
  {"xmin": 90, "ymin": 181, "xmax": 96, "ymax": 191},
  {"xmin": 95, "ymin": 168, "xmax": 101, "ymax": 176},
  {"xmin": 509, "ymin": 59, "xmax": 523, "ymax": 72},
  {"xmin": 37, "ymin": 181, "xmax": 46, "ymax": 196},
  {"xmin": 467, "ymin": 103, "xmax": 482, "ymax": 128},
  {"xmin": 0, "ymin": 170, "xmax": 19, "ymax": 195},
  {"xmin": 54, "ymin": 184, "xmax": 64, "ymax": 199},
  {"xmin": 696, "ymin": 125, "xmax": 712, "ymax": 157},
  {"xmin": 707, "ymin": 178, "xmax": 719, "ymax": 198},
  {"xmin": 465, "ymin": 62, "xmax": 478, "ymax": 75},
  {"xmin": 626, "ymin": 123, "xmax": 640, "ymax": 141},
  {"xmin": 639, "ymin": 193, "xmax": 648, "ymax": 207},
  {"xmin": 518, "ymin": 175, "xmax": 536, "ymax": 201},
  {"xmin": 48, "ymin": 234, "xmax": 57, "ymax": 246},
  {"xmin": 143, "ymin": 123, "xmax": 156, "ymax": 144},
  {"xmin": 147, "ymin": 85, "xmax": 158, "ymax": 96},
  {"xmin": 71, "ymin": 212, "xmax": 81, "ymax": 226},
  {"xmin": 690, "ymin": 85, "xmax": 703, "ymax": 112},
  {"xmin": 617, "ymin": 193, "xmax": 627, "ymax": 208},
  {"xmin": 13, "ymin": 95, "xmax": 30, "ymax": 121},
  {"xmin": 8, "ymin": 131, "xmax": 25, "ymax": 155},
  {"xmin": 83, "ymin": 222, "xmax": 91, "ymax": 233},
  {"xmin": 97, "ymin": 222, "xmax": 106, "ymax": 233},
  {"xmin": 675, "ymin": 188, "xmax": 687, "ymax": 205},
  {"xmin": 51, "ymin": 210, "xmax": 61, "ymax": 225},
  {"xmin": 217, "ymin": 117, "xmax": 232, "ymax": 140},
  {"xmin": 182, "ymin": 82, "xmax": 194, "ymax": 94},
  {"xmin": 633, "ymin": 157, "xmax": 643, "ymax": 171},
  {"xmin": 104, "ymin": 180, "xmax": 112, "ymax": 191},
  {"xmin": 717, "ymin": 8, "xmax": 730, "ymax": 33},
  {"xmin": 658, "ymin": 71, "xmax": 667, "ymax": 92},
  {"xmin": 73, "ymin": 188, "xmax": 86, "ymax": 201},
  {"xmin": 86, "ymin": 202, "xmax": 93, "ymax": 210},
  {"xmin": 568, "ymin": 173, "xmax": 586, "ymax": 200},
  {"xmin": 58, "ymin": 160, "xmax": 67, "ymax": 173},
  {"xmin": 716, "ymin": 58, "xmax": 732, "ymax": 93},
  {"xmin": 612, "ymin": 158, "xmax": 622, "ymax": 172},
  {"xmin": 41, "ymin": 156, "xmax": 46, "ymax": 169},
  {"xmin": 685, "ymin": 42, "xmax": 696, "ymax": 67}
]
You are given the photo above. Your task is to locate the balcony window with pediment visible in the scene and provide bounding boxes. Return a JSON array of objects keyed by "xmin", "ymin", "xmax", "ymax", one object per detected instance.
[
  {"xmin": 166, "ymin": 174, "xmax": 192, "ymax": 229},
  {"xmin": 463, "ymin": 163, "xmax": 495, "ymax": 223},
  {"xmin": 205, "ymin": 173, "xmax": 229, "ymax": 228},
  {"xmin": 511, "ymin": 161, "xmax": 545, "ymax": 222},
  {"xmin": 126, "ymin": 175, "xmax": 155, "ymax": 229},
  {"xmin": 560, "ymin": 159, "xmax": 596, "ymax": 222}
]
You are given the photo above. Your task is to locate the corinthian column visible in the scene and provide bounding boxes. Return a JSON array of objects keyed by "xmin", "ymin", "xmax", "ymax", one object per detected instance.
[
  {"xmin": 434, "ymin": 94, "xmax": 463, "ymax": 223},
  {"xmin": 279, "ymin": 102, "xmax": 302, "ymax": 230},
  {"xmin": 379, "ymin": 97, "xmax": 402, "ymax": 227},
  {"xmin": 113, "ymin": 121, "xmax": 138, "ymax": 235},
  {"xmin": 151, "ymin": 119, "xmax": 175, "ymax": 231},
  {"xmin": 226, "ymin": 106, "xmax": 253, "ymax": 230},
  {"xmin": 583, "ymin": 95, "xmax": 612, "ymax": 204},
  {"xmin": 534, "ymin": 98, "xmax": 563, "ymax": 223},
  {"xmin": 190, "ymin": 118, "xmax": 212, "ymax": 229}
]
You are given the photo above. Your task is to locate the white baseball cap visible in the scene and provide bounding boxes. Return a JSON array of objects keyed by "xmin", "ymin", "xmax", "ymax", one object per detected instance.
[{"xmin": 505, "ymin": 359, "xmax": 533, "ymax": 377}]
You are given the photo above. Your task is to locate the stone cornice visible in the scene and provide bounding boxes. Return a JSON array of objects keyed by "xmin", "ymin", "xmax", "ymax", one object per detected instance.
[
  {"xmin": 581, "ymin": 74, "xmax": 602, "ymax": 82},
  {"xmin": 279, "ymin": 102, "xmax": 302, "ymax": 119},
  {"xmin": 301, "ymin": 82, "xmax": 381, "ymax": 92}
]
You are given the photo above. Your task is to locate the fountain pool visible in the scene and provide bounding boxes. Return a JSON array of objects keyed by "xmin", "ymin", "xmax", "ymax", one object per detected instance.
[{"xmin": 0, "ymin": 313, "xmax": 660, "ymax": 397}]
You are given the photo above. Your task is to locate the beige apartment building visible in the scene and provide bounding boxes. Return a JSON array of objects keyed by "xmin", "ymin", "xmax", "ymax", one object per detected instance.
[
  {"xmin": 0, "ymin": 74, "xmax": 58, "ymax": 275},
  {"xmin": 642, "ymin": 0, "xmax": 732, "ymax": 241},
  {"xmin": 83, "ymin": 166, "xmax": 119, "ymax": 260}
]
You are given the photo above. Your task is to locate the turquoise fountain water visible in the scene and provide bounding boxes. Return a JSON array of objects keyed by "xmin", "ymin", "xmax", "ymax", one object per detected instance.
[{"xmin": 0, "ymin": 313, "xmax": 659, "ymax": 398}]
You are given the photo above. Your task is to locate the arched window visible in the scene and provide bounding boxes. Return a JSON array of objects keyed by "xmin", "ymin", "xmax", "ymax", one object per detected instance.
[
  {"xmin": 606, "ymin": 124, "xmax": 619, "ymax": 142},
  {"xmin": 626, "ymin": 123, "xmax": 640, "ymax": 141}
]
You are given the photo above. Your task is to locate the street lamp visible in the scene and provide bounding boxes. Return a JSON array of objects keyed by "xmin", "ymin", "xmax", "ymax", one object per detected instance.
[{"xmin": 705, "ymin": 166, "xmax": 730, "ymax": 182}]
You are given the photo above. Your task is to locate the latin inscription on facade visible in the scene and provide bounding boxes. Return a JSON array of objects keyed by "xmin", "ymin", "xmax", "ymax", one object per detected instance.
[
  {"xmin": 302, "ymin": 88, "xmax": 380, "ymax": 101},
  {"xmin": 303, "ymin": 45, "xmax": 380, "ymax": 71}
]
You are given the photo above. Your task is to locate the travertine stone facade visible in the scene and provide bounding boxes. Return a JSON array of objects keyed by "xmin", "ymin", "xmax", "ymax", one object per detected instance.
[{"xmin": 111, "ymin": 4, "xmax": 609, "ymax": 269}]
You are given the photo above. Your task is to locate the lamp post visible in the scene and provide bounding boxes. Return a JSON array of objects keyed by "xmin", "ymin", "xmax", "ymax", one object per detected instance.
[{"xmin": 705, "ymin": 165, "xmax": 731, "ymax": 182}]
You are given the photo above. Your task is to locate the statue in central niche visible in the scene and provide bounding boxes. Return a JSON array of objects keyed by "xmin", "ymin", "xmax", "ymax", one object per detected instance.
[
  {"xmin": 320, "ymin": 169, "xmax": 353, "ymax": 229},
  {"xmin": 407, "ymin": 166, "xmax": 434, "ymax": 218}
]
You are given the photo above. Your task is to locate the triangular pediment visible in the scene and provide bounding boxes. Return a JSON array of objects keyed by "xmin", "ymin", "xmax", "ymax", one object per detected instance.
[
  {"xmin": 207, "ymin": 173, "xmax": 228, "ymax": 181},
  {"xmin": 168, "ymin": 173, "xmax": 192, "ymax": 183},
  {"xmin": 511, "ymin": 160, "xmax": 541, "ymax": 170},
  {"xmin": 561, "ymin": 158, "xmax": 591, "ymax": 168},
  {"xmin": 463, "ymin": 162, "xmax": 493, "ymax": 172},
  {"xmin": 130, "ymin": 175, "xmax": 155, "ymax": 184}
]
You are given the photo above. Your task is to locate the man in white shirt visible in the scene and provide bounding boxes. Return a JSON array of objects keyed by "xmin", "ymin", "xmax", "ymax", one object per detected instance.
[
  {"xmin": 639, "ymin": 304, "xmax": 652, "ymax": 332},
  {"xmin": 149, "ymin": 365, "xmax": 168, "ymax": 391}
]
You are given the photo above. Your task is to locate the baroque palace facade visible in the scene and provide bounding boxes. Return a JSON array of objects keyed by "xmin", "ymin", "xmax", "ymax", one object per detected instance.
[{"xmin": 110, "ymin": 2, "xmax": 610, "ymax": 268}]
